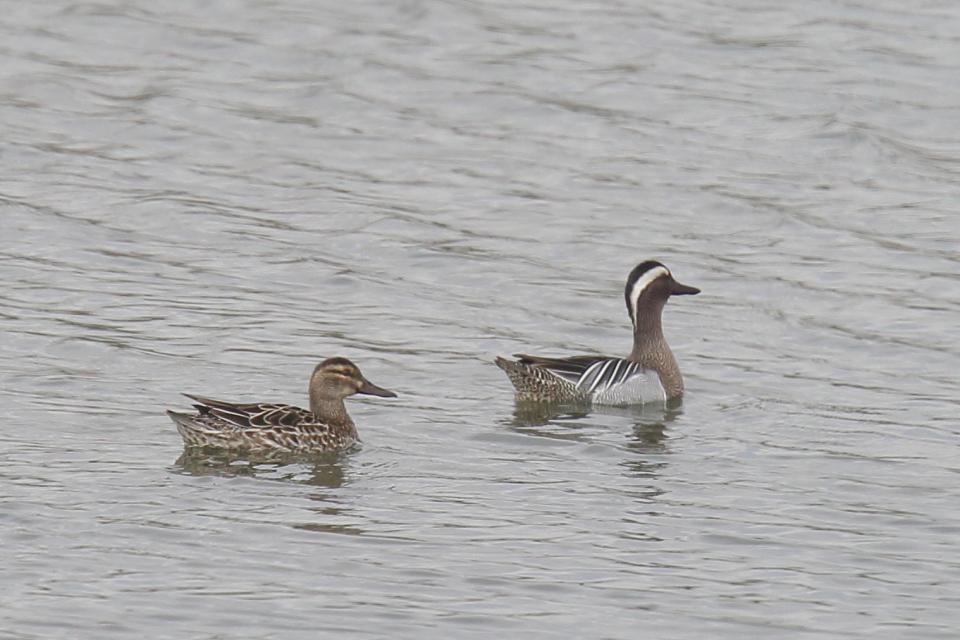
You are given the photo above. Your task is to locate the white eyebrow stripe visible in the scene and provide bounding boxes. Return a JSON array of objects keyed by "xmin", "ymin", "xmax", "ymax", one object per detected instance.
[{"xmin": 628, "ymin": 266, "xmax": 670, "ymax": 320}]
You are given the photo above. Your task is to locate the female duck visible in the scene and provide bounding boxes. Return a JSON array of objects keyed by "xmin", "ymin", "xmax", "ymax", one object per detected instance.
[
  {"xmin": 167, "ymin": 357, "xmax": 396, "ymax": 452},
  {"xmin": 496, "ymin": 260, "xmax": 699, "ymax": 405}
]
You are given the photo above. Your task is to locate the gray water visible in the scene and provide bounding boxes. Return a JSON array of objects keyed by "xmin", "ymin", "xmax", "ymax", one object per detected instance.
[{"xmin": 2, "ymin": 1, "xmax": 959, "ymax": 638}]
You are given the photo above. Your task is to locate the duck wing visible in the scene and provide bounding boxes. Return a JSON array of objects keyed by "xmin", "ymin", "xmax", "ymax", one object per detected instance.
[
  {"xmin": 184, "ymin": 394, "xmax": 313, "ymax": 429},
  {"xmin": 512, "ymin": 354, "xmax": 646, "ymax": 394}
]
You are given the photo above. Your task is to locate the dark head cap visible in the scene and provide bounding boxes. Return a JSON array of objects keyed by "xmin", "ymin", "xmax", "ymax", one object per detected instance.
[{"xmin": 624, "ymin": 260, "xmax": 699, "ymax": 325}]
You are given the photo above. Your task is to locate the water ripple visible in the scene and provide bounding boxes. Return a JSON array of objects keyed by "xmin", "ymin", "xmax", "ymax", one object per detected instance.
[{"xmin": 2, "ymin": 1, "xmax": 959, "ymax": 638}]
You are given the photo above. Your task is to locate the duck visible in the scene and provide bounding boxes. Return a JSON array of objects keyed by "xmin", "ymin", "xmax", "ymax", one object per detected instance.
[
  {"xmin": 495, "ymin": 260, "xmax": 699, "ymax": 405},
  {"xmin": 167, "ymin": 357, "xmax": 396, "ymax": 452}
]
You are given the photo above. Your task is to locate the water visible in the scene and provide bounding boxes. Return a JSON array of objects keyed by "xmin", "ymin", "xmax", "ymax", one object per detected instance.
[{"xmin": 2, "ymin": 1, "xmax": 959, "ymax": 638}]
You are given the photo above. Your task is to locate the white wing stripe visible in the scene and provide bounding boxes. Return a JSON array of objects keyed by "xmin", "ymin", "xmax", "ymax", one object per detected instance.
[
  {"xmin": 576, "ymin": 360, "xmax": 605, "ymax": 391},
  {"xmin": 598, "ymin": 359, "xmax": 623, "ymax": 392},
  {"xmin": 589, "ymin": 359, "xmax": 617, "ymax": 393},
  {"xmin": 609, "ymin": 360, "xmax": 636, "ymax": 391},
  {"xmin": 575, "ymin": 358, "xmax": 642, "ymax": 394}
]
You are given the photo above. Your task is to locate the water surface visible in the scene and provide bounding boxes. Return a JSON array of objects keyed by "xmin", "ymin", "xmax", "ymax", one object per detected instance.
[{"xmin": 2, "ymin": 1, "xmax": 959, "ymax": 638}]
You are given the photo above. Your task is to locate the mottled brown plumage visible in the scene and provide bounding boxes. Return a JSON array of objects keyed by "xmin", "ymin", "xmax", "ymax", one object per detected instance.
[
  {"xmin": 495, "ymin": 355, "xmax": 593, "ymax": 403},
  {"xmin": 167, "ymin": 357, "xmax": 396, "ymax": 452}
]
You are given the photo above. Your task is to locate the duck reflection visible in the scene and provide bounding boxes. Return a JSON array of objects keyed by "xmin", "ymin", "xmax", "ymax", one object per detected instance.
[
  {"xmin": 509, "ymin": 399, "xmax": 681, "ymax": 439},
  {"xmin": 507, "ymin": 401, "xmax": 594, "ymax": 438},
  {"xmin": 173, "ymin": 447, "xmax": 347, "ymax": 488},
  {"xmin": 506, "ymin": 399, "xmax": 683, "ymax": 488},
  {"xmin": 620, "ymin": 403, "xmax": 684, "ymax": 481}
]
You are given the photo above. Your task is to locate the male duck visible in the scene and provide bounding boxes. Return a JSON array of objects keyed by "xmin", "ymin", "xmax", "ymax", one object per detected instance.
[
  {"xmin": 167, "ymin": 357, "xmax": 396, "ymax": 452},
  {"xmin": 496, "ymin": 260, "xmax": 699, "ymax": 405}
]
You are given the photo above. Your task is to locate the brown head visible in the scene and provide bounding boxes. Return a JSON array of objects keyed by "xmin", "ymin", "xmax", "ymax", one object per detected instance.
[
  {"xmin": 624, "ymin": 260, "xmax": 699, "ymax": 334},
  {"xmin": 309, "ymin": 357, "xmax": 397, "ymax": 403}
]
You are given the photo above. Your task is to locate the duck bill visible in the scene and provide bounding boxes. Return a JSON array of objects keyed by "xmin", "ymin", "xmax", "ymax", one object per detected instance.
[
  {"xmin": 358, "ymin": 378, "xmax": 397, "ymax": 398},
  {"xmin": 671, "ymin": 281, "xmax": 700, "ymax": 296}
]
